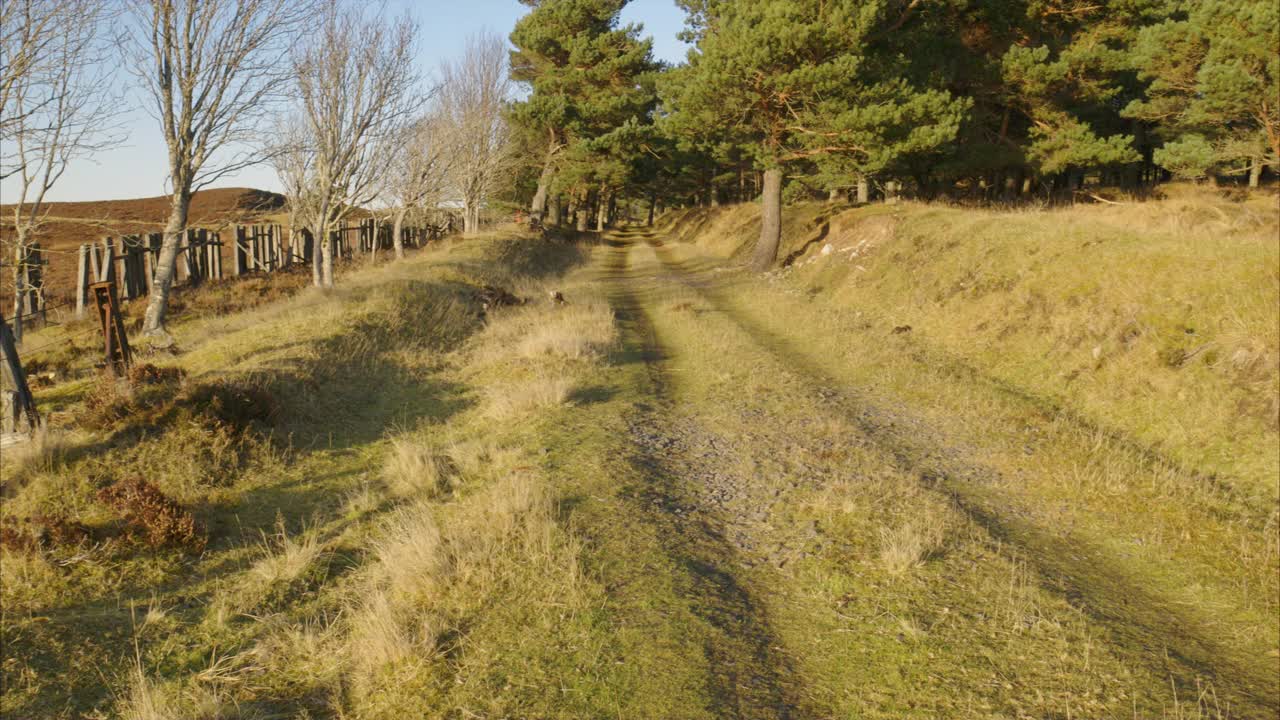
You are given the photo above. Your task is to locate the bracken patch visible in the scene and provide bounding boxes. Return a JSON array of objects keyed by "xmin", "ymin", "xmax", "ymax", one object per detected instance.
[
  {"xmin": 97, "ymin": 478, "xmax": 207, "ymax": 553},
  {"xmin": 127, "ymin": 363, "xmax": 187, "ymax": 386}
]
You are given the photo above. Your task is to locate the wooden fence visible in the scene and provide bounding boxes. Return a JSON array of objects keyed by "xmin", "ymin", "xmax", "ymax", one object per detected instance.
[{"xmin": 69, "ymin": 219, "xmax": 445, "ymax": 318}]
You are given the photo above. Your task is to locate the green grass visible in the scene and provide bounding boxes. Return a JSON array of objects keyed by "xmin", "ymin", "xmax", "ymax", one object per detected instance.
[{"xmin": 3, "ymin": 191, "xmax": 1276, "ymax": 718}]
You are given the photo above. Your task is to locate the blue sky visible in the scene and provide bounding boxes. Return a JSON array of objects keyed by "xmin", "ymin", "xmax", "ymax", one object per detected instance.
[{"xmin": 2, "ymin": 0, "xmax": 689, "ymax": 203}]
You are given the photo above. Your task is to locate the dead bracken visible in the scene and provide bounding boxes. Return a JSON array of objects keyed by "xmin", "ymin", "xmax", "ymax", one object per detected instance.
[{"xmin": 97, "ymin": 477, "xmax": 207, "ymax": 553}]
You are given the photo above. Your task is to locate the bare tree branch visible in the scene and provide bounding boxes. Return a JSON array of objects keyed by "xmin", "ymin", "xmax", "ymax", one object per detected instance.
[
  {"xmin": 285, "ymin": 0, "xmax": 422, "ymax": 287},
  {"xmin": 437, "ymin": 32, "xmax": 514, "ymax": 236}
]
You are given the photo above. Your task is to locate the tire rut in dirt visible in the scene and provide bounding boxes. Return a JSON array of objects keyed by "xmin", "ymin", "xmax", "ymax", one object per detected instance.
[
  {"xmin": 598, "ymin": 241, "xmax": 809, "ymax": 720},
  {"xmin": 637, "ymin": 233, "xmax": 1279, "ymax": 718}
]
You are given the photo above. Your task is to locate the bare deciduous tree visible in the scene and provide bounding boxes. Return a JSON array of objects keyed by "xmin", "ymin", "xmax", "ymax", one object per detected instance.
[
  {"xmin": 269, "ymin": 118, "xmax": 318, "ymax": 280},
  {"xmin": 1, "ymin": 0, "xmax": 120, "ymax": 345},
  {"xmin": 438, "ymin": 32, "xmax": 513, "ymax": 236},
  {"xmin": 288, "ymin": 0, "xmax": 421, "ymax": 287},
  {"xmin": 382, "ymin": 111, "xmax": 451, "ymax": 260},
  {"xmin": 124, "ymin": 0, "xmax": 314, "ymax": 342}
]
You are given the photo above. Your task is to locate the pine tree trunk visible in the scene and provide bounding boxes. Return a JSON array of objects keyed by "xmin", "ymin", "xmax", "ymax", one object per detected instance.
[
  {"xmin": 752, "ymin": 168, "xmax": 783, "ymax": 271},
  {"xmin": 142, "ymin": 186, "xmax": 193, "ymax": 341},
  {"xmin": 856, "ymin": 175, "xmax": 869, "ymax": 204},
  {"xmin": 1249, "ymin": 159, "xmax": 1262, "ymax": 188},
  {"xmin": 596, "ymin": 186, "xmax": 607, "ymax": 231},
  {"xmin": 530, "ymin": 131, "xmax": 558, "ymax": 223},
  {"xmin": 548, "ymin": 195, "xmax": 561, "ymax": 228},
  {"xmin": 884, "ymin": 180, "xmax": 899, "ymax": 203},
  {"xmin": 647, "ymin": 190, "xmax": 656, "ymax": 226},
  {"xmin": 575, "ymin": 191, "xmax": 589, "ymax": 232},
  {"xmin": 530, "ymin": 164, "xmax": 552, "ymax": 222}
]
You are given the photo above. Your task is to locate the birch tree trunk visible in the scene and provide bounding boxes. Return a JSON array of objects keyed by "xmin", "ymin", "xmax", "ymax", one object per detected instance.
[
  {"xmin": 321, "ymin": 224, "xmax": 336, "ymax": 287},
  {"xmin": 129, "ymin": 0, "xmax": 314, "ymax": 338},
  {"xmin": 11, "ymin": 229, "xmax": 27, "ymax": 346},
  {"xmin": 311, "ymin": 224, "xmax": 323, "ymax": 286},
  {"xmin": 392, "ymin": 207, "xmax": 408, "ymax": 259},
  {"xmin": 595, "ymin": 186, "xmax": 608, "ymax": 232},
  {"xmin": 752, "ymin": 168, "xmax": 782, "ymax": 271},
  {"xmin": 143, "ymin": 187, "xmax": 192, "ymax": 341}
]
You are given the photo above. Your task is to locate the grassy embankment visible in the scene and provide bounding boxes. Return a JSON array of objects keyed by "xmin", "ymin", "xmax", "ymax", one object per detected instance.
[{"xmin": 643, "ymin": 186, "xmax": 1278, "ymax": 715}]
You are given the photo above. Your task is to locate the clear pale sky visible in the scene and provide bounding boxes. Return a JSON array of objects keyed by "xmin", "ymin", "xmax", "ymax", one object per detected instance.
[{"xmin": 1, "ymin": 0, "xmax": 690, "ymax": 203}]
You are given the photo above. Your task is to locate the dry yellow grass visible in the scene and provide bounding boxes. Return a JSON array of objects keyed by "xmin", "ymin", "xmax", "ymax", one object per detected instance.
[
  {"xmin": 248, "ymin": 518, "xmax": 324, "ymax": 587},
  {"xmin": 381, "ymin": 434, "xmax": 454, "ymax": 498},
  {"xmin": 878, "ymin": 518, "xmax": 945, "ymax": 575},
  {"xmin": 482, "ymin": 371, "xmax": 574, "ymax": 419},
  {"xmin": 515, "ymin": 302, "xmax": 616, "ymax": 360},
  {"xmin": 118, "ymin": 657, "xmax": 236, "ymax": 720},
  {"xmin": 348, "ymin": 587, "xmax": 430, "ymax": 675},
  {"xmin": 371, "ymin": 502, "xmax": 446, "ymax": 603}
]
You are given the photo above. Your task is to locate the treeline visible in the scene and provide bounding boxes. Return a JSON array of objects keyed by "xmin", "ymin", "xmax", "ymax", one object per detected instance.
[{"xmin": 506, "ymin": 0, "xmax": 1278, "ymax": 266}]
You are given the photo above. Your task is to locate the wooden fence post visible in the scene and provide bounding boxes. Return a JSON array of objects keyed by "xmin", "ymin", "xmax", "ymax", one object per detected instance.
[
  {"xmin": 100, "ymin": 237, "xmax": 115, "ymax": 283},
  {"xmin": 211, "ymin": 234, "xmax": 223, "ymax": 280},
  {"xmin": 88, "ymin": 242, "xmax": 101, "ymax": 283},
  {"xmin": 0, "ymin": 317, "xmax": 40, "ymax": 435},
  {"xmin": 233, "ymin": 226, "xmax": 245, "ymax": 276},
  {"xmin": 76, "ymin": 244, "xmax": 91, "ymax": 318},
  {"xmin": 115, "ymin": 238, "xmax": 129, "ymax": 295}
]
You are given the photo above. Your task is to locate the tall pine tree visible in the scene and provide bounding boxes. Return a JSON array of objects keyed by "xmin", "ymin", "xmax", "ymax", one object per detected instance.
[
  {"xmin": 509, "ymin": 0, "xmax": 656, "ymax": 225},
  {"xmin": 666, "ymin": 0, "xmax": 968, "ymax": 270}
]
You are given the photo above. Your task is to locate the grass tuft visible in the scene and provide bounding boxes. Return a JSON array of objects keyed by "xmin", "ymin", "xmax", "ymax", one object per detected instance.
[
  {"xmin": 381, "ymin": 435, "xmax": 454, "ymax": 498},
  {"xmin": 877, "ymin": 518, "xmax": 944, "ymax": 574}
]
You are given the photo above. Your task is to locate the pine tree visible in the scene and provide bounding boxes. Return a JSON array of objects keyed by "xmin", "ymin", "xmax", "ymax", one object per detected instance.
[
  {"xmin": 1124, "ymin": 0, "xmax": 1279, "ymax": 184},
  {"xmin": 997, "ymin": 1, "xmax": 1145, "ymax": 185},
  {"xmin": 666, "ymin": 0, "xmax": 967, "ymax": 269},
  {"xmin": 509, "ymin": 0, "xmax": 656, "ymax": 224}
]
